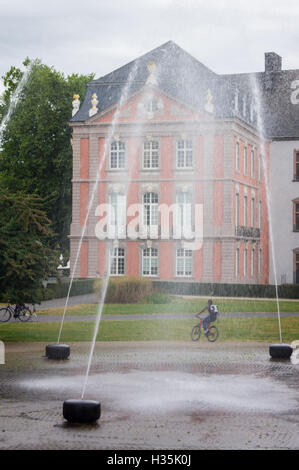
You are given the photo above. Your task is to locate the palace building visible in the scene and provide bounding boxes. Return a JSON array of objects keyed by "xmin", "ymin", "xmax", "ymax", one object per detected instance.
[{"xmin": 69, "ymin": 41, "xmax": 299, "ymax": 284}]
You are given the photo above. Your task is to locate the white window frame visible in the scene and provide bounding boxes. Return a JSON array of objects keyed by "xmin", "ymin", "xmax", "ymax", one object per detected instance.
[
  {"xmin": 143, "ymin": 140, "xmax": 159, "ymax": 169},
  {"xmin": 109, "ymin": 193, "xmax": 126, "ymax": 226},
  {"xmin": 235, "ymin": 192, "xmax": 240, "ymax": 226},
  {"xmin": 110, "ymin": 141, "xmax": 126, "ymax": 169},
  {"xmin": 258, "ymin": 247, "xmax": 262, "ymax": 276},
  {"xmin": 175, "ymin": 192, "xmax": 193, "ymax": 237},
  {"xmin": 243, "ymin": 146, "xmax": 248, "ymax": 176},
  {"xmin": 244, "ymin": 195, "xmax": 248, "ymax": 226},
  {"xmin": 251, "ymin": 148, "xmax": 255, "ymax": 179},
  {"xmin": 143, "ymin": 192, "xmax": 159, "ymax": 227},
  {"xmin": 251, "ymin": 247, "xmax": 255, "ymax": 277},
  {"xmin": 110, "ymin": 247, "xmax": 125, "ymax": 276},
  {"xmin": 176, "ymin": 248, "xmax": 193, "ymax": 277},
  {"xmin": 251, "ymin": 197, "xmax": 255, "ymax": 227},
  {"xmin": 258, "ymin": 153, "xmax": 262, "ymax": 181},
  {"xmin": 244, "ymin": 247, "xmax": 248, "ymax": 278},
  {"xmin": 236, "ymin": 141, "xmax": 240, "ymax": 172},
  {"xmin": 258, "ymin": 200, "xmax": 262, "ymax": 229},
  {"xmin": 176, "ymin": 139, "xmax": 193, "ymax": 168},
  {"xmin": 236, "ymin": 247, "xmax": 240, "ymax": 279},
  {"xmin": 142, "ymin": 247, "xmax": 158, "ymax": 276}
]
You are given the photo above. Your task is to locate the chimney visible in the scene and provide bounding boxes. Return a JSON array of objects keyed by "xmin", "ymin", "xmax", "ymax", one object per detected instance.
[{"xmin": 264, "ymin": 52, "xmax": 282, "ymax": 72}]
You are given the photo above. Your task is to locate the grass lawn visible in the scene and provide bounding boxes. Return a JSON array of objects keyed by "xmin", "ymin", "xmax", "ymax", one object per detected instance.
[
  {"xmin": 37, "ymin": 297, "xmax": 299, "ymax": 317},
  {"xmin": 0, "ymin": 315, "xmax": 298, "ymax": 343}
]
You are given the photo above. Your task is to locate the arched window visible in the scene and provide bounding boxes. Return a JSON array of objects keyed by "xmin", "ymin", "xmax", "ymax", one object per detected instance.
[
  {"xmin": 110, "ymin": 141, "xmax": 125, "ymax": 169},
  {"xmin": 143, "ymin": 192, "xmax": 159, "ymax": 226}
]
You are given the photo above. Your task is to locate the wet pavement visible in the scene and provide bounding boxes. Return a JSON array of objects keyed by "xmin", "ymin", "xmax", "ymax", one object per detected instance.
[{"xmin": 0, "ymin": 341, "xmax": 299, "ymax": 450}]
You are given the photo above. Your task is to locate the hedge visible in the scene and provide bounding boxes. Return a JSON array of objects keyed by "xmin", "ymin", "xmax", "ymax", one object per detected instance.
[
  {"xmin": 42, "ymin": 279, "xmax": 95, "ymax": 301},
  {"xmin": 152, "ymin": 281, "xmax": 299, "ymax": 299},
  {"xmin": 42, "ymin": 278, "xmax": 299, "ymax": 302},
  {"xmin": 94, "ymin": 277, "xmax": 153, "ymax": 303}
]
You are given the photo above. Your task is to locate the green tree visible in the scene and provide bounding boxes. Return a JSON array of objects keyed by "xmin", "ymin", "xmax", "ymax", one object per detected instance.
[
  {"xmin": 0, "ymin": 60, "xmax": 94, "ymax": 255},
  {"xmin": 0, "ymin": 187, "xmax": 59, "ymax": 304}
]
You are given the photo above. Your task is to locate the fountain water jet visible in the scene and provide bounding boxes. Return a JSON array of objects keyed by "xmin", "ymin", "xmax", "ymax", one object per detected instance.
[
  {"xmin": 249, "ymin": 76, "xmax": 292, "ymax": 360},
  {"xmin": 62, "ymin": 60, "xmax": 142, "ymax": 423}
]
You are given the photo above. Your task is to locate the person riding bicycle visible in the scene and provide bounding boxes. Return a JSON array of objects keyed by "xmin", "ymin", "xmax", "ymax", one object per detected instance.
[{"xmin": 195, "ymin": 299, "xmax": 218, "ymax": 336}]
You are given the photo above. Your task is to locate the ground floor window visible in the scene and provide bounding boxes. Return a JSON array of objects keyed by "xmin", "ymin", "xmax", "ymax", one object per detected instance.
[
  {"xmin": 294, "ymin": 251, "xmax": 299, "ymax": 284},
  {"xmin": 142, "ymin": 247, "xmax": 158, "ymax": 276},
  {"xmin": 110, "ymin": 247, "xmax": 125, "ymax": 275},
  {"xmin": 236, "ymin": 247, "xmax": 240, "ymax": 279},
  {"xmin": 176, "ymin": 248, "xmax": 193, "ymax": 277},
  {"xmin": 293, "ymin": 199, "xmax": 299, "ymax": 231},
  {"xmin": 258, "ymin": 247, "xmax": 262, "ymax": 277},
  {"xmin": 251, "ymin": 247, "xmax": 255, "ymax": 277}
]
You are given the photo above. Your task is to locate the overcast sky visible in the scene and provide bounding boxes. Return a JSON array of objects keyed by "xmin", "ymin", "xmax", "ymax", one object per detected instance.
[{"xmin": 1, "ymin": 0, "xmax": 299, "ymax": 93}]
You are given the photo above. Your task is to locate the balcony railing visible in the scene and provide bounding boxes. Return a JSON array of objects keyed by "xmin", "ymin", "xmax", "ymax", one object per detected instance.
[{"xmin": 235, "ymin": 226, "xmax": 260, "ymax": 238}]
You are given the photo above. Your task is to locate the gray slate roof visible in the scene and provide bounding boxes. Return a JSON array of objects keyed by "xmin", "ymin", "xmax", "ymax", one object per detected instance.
[{"xmin": 70, "ymin": 41, "xmax": 299, "ymax": 139}]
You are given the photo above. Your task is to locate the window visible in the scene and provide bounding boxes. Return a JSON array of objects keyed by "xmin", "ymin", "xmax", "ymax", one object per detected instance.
[
  {"xmin": 251, "ymin": 247, "xmax": 255, "ymax": 277},
  {"xmin": 293, "ymin": 249, "xmax": 299, "ymax": 284},
  {"xmin": 109, "ymin": 193, "xmax": 126, "ymax": 227},
  {"xmin": 244, "ymin": 246, "xmax": 248, "ymax": 278},
  {"xmin": 143, "ymin": 141, "xmax": 159, "ymax": 169},
  {"xmin": 236, "ymin": 141, "xmax": 240, "ymax": 172},
  {"xmin": 294, "ymin": 150, "xmax": 299, "ymax": 181},
  {"xmin": 258, "ymin": 247, "xmax": 262, "ymax": 277},
  {"xmin": 142, "ymin": 247, "xmax": 158, "ymax": 276},
  {"xmin": 176, "ymin": 139, "xmax": 193, "ymax": 168},
  {"xmin": 244, "ymin": 195, "xmax": 248, "ymax": 226},
  {"xmin": 293, "ymin": 200, "xmax": 299, "ymax": 231},
  {"xmin": 110, "ymin": 247, "xmax": 125, "ymax": 275},
  {"xmin": 110, "ymin": 141, "xmax": 125, "ymax": 169},
  {"xmin": 258, "ymin": 200, "xmax": 262, "ymax": 229},
  {"xmin": 175, "ymin": 192, "xmax": 193, "ymax": 235},
  {"xmin": 176, "ymin": 248, "xmax": 193, "ymax": 277},
  {"xmin": 236, "ymin": 193, "xmax": 240, "ymax": 226},
  {"xmin": 258, "ymin": 153, "xmax": 262, "ymax": 181},
  {"xmin": 236, "ymin": 247, "xmax": 240, "ymax": 279},
  {"xmin": 145, "ymin": 98, "xmax": 159, "ymax": 114},
  {"xmin": 251, "ymin": 148, "xmax": 255, "ymax": 179},
  {"xmin": 143, "ymin": 192, "xmax": 159, "ymax": 226},
  {"xmin": 251, "ymin": 197, "xmax": 255, "ymax": 227},
  {"xmin": 244, "ymin": 146, "xmax": 248, "ymax": 176}
]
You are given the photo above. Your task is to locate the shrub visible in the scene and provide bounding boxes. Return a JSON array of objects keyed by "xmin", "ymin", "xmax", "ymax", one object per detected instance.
[
  {"xmin": 94, "ymin": 276, "xmax": 153, "ymax": 303},
  {"xmin": 152, "ymin": 281, "xmax": 299, "ymax": 299}
]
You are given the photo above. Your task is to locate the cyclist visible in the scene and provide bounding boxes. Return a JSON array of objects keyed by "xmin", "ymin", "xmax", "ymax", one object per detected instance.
[{"xmin": 195, "ymin": 299, "xmax": 218, "ymax": 336}]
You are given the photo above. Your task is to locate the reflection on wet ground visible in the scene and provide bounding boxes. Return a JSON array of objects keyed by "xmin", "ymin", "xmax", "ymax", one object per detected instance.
[{"xmin": 0, "ymin": 341, "xmax": 298, "ymax": 449}]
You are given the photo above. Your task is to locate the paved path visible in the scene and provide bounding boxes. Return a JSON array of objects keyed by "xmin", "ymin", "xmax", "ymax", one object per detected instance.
[
  {"xmin": 22, "ymin": 311, "xmax": 299, "ymax": 323},
  {"xmin": 1, "ymin": 341, "xmax": 299, "ymax": 450},
  {"xmin": 23, "ymin": 294, "xmax": 299, "ymax": 323}
]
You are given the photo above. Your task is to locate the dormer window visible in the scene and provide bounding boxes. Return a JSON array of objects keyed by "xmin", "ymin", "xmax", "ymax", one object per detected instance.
[{"xmin": 137, "ymin": 95, "xmax": 164, "ymax": 119}]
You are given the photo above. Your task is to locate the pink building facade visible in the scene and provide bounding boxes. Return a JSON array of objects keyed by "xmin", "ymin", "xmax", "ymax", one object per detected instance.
[{"xmin": 69, "ymin": 42, "xmax": 270, "ymax": 283}]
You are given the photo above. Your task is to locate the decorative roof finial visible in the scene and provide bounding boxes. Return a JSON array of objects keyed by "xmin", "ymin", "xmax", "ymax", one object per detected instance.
[
  {"xmin": 146, "ymin": 61, "xmax": 158, "ymax": 86},
  {"xmin": 72, "ymin": 94, "xmax": 80, "ymax": 117},
  {"xmin": 205, "ymin": 89, "xmax": 214, "ymax": 113},
  {"xmin": 89, "ymin": 93, "xmax": 99, "ymax": 117}
]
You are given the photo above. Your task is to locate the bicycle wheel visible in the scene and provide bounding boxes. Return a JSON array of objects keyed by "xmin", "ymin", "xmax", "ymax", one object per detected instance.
[
  {"xmin": 207, "ymin": 325, "xmax": 219, "ymax": 342},
  {"xmin": 18, "ymin": 306, "xmax": 32, "ymax": 322},
  {"xmin": 0, "ymin": 307, "xmax": 11, "ymax": 323},
  {"xmin": 191, "ymin": 325, "xmax": 201, "ymax": 341}
]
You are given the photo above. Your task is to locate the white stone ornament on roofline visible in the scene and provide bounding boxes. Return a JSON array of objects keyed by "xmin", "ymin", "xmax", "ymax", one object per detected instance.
[
  {"xmin": 146, "ymin": 61, "xmax": 158, "ymax": 86},
  {"xmin": 72, "ymin": 94, "xmax": 80, "ymax": 117},
  {"xmin": 89, "ymin": 93, "xmax": 99, "ymax": 117},
  {"xmin": 205, "ymin": 89, "xmax": 214, "ymax": 113}
]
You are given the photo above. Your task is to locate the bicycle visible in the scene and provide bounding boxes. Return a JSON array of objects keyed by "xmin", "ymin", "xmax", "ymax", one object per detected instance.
[
  {"xmin": 0, "ymin": 304, "xmax": 33, "ymax": 323},
  {"xmin": 191, "ymin": 318, "xmax": 219, "ymax": 342}
]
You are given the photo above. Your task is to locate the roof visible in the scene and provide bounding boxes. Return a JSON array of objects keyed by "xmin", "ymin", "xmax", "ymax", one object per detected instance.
[{"xmin": 71, "ymin": 41, "xmax": 299, "ymax": 139}]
